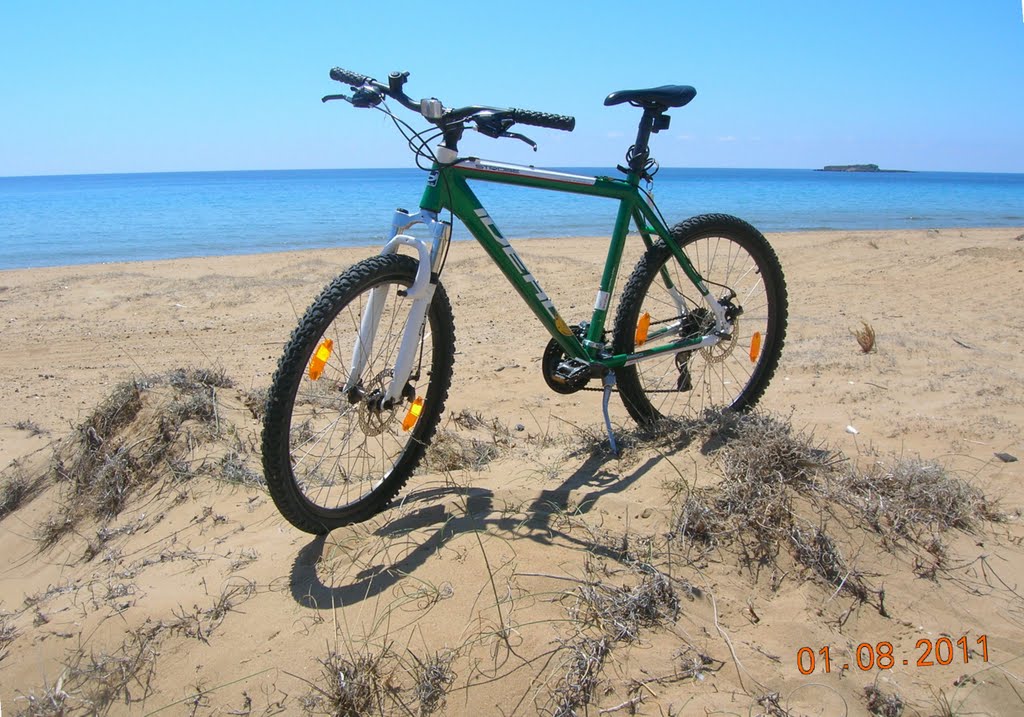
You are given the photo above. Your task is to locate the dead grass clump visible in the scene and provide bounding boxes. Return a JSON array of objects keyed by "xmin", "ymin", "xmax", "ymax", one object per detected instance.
[
  {"xmin": 790, "ymin": 525, "xmax": 868, "ymax": 600},
  {"xmin": 84, "ymin": 380, "xmax": 144, "ymax": 441},
  {"xmin": 864, "ymin": 684, "xmax": 905, "ymax": 716},
  {"xmin": 14, "ymin": 419, "xmax": 46, "ymax": 436},
  {"xmin": 551, "ymin": 636, "xmax": 610, "ymax": 717},
  {"xmin": 167, "ymin": 366, "xmax": 234, "ymax": 390},
  {"xmin": 169, "ymin": 581, "xmax": 257, "ymax": 643},
  {"xmin": 424, "ymin": 428, "xmax": 501, "ymax": 472},
  {"xmin": 718, "ymin": 412, "xmax": 840, "ymax": 487},
  {"xmin": 15, "ymin": 685, "xmax": 70, "ymax": 717},
  {"xmin": 36, "ymin": 513, "xmax": 76, "ymax": 549},
  {"xmin": 671, "ymin": 411, "xmax": 863, "ymax": 590},
  {"xmin": 837, "ymin": 457, "xmax": 998, "ymax": 539},
  {"xmin": 18, "ymin": 622, "xmax": 163, "ymax": 715},
  {"xmin": 1, "ymin": 463, "xmax": 34, "ymax": 518},
  {"xmin": 413, "ymin": 651, "xmax": 456, "ymax": 716},
  {"xmin": 569, "ymin": 567, "xmax": 680, "ymax": 643},
  {"xmin": 672, "ymin": 494, "xmax": 720, "ymax": 549},
  {"xmin": 38, "ymin": 367, "xmax": 248, "ymax": 547},
  {"xmin": 1, "ymin": 612, "xmax": 17, "ymax": 659},
  {"xmin": 218, "ymin": 450, "xmax": 264, "ymax": 487},
  {"xmin": 242, "ymin": 386, "xmax": 268, "ymax": 419},
  {"xmin": 303, "ymin": 649, "xmax": 394, "ymax": 717},
  {"xmin": 853, "ymin": 321, "xmax": 877, "ymax": 353}
]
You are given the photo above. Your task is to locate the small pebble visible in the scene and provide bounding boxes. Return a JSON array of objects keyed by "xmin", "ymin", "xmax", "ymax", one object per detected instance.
[
  {"xmin": 994, "ymin": 452, "xmax": 1018, "ymax": 463},
  {"xmin": 515, "ymin": 423, "xmax": 525, "ymax": 432},
  {"xmin": 845, "ymin": 425, "xmax": 859, "ymax": 435}
]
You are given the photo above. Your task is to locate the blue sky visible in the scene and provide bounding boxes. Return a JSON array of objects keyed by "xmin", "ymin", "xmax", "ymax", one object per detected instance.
[{"xmin": 1, "ymin": 1, "xmax": 1022, "ymax": 176}]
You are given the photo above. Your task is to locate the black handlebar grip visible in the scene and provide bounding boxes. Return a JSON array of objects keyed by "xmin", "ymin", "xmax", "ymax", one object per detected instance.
[
  {"xmin": 330, "ymin": 67, "xmax": 372, "ymax": 87},
  {"xmin": 509, "ymin": 109, "xmax": 576, "ymax": 132}
]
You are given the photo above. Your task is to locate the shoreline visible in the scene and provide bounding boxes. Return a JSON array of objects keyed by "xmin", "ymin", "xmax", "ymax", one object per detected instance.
[{"xmin": 2, "ymin": 225, "xmax": 1023, "ymax": 274}]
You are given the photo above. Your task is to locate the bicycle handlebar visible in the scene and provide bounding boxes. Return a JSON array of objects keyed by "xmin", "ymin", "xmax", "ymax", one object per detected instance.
[
  {"xmin": 508, "ymin": 109, "xmax": 575, "ymax": 132},
  {"xmin": 328, "ymin": 67, "xmax": 575, "ymax": 133},
  {"xmin": 329, "ymin": 67, "xmax": 373, "ymax": 87}
]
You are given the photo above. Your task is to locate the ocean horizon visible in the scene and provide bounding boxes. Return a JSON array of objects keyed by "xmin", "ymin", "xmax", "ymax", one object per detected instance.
[{"xmin": 2, "ymin": 167, "xmax": 1022, "ymax": 270}]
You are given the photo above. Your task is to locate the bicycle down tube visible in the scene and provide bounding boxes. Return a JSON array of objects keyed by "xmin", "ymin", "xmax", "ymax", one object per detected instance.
[{"xmin": 418, "ymin": 159, "xmax": 727, "ymax": 369}]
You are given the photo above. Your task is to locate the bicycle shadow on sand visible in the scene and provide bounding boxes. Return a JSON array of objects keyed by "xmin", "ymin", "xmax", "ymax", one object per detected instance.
[{"xmin": 288, "ymin": 436, "xmax": 697, "ymax": 611}]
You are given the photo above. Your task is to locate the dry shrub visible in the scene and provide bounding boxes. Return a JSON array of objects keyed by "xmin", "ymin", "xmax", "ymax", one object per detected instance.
[
  {"xmin": 413, "ymin": 651, "xmax": 456, "ymax": 716},
  {"xmin": 38, "ymin": 367, "xmax": 251, "ymax": 547},
  {"xmin": 790, "ymin": 524, "xmax": 868, "ymax": 599},
  {"xmin": 853, "ymin": 321, "xmax": 876, "ymax": 353},
  {"xmin": 836, "ymin": 456, "xmax": 999, "ymax": 539},
  {"xmin": 18, "ymin": 622, "xmax": 162, "ymax": 715},
  {"xmin": 1, "ymin": 612, "xmax": 17, "ymax": 659},
  {"xmin": 303, "ymin": 649, "xmax": 394, "ymax": 717},
  {"xmin": 218, "ymin": 450, "xmax": 264, "ymax": 487},
  {"xmin": 670, "ymin": 411, "xmax": 1001, "ymax": 600},
  {"xmin": 168, "ymin": 366, "xmax": 233, "ymax": 390},
  {"xmin": 569, "ymin": 569, "xmax": 681, "ymax": 643},
  {"xmin": 1, "ymin": 464, "xmax": 34, "ymax": 518},
  {"xmin": 169, "ymin": 581, "xmax": 257, "ymax": 644},
  {"xmin": 551, "ymin": 637, "xmax": 610, "ymax": 717},
  {"xmin": 14, "ymin": 419, "xmax": 46, "ymax": 436},
  {"xmin": 672, "ymin": 412, "xmax": 843, "ymax": 573},
  {"xmin": 424, "ymin": 428, "xmax": 502, "ymax": 472},
  {"xmin": 550, "ymin": 562, "xmax": 681, "ymax": 715}
]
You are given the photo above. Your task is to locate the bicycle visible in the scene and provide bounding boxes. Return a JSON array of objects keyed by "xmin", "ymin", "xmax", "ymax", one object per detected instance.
[{"xmin": 262, "ymin": 67, "xmax": 788, "ymax": 535}]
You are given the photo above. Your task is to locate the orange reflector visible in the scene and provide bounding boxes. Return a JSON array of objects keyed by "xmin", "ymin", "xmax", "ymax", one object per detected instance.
[
  {"xmin": 402, "ymin": 397, "xmax": 425, "ymax": 432},
  {"xmin": 635, "ymin": 312, "xmax": 651, "ymax": 347},
  {"xmin": 749, "ymin": 331, "xmax": 762, "ymax": 363},
  {"xmin": 308, "ymin": 338, "xmax": 334, "ymax": 380}
]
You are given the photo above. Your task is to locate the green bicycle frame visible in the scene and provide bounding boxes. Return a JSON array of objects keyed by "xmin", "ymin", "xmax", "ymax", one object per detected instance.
[{"xmin": 418, "ymin": 158, "xmax": 720, "ymax": 369}]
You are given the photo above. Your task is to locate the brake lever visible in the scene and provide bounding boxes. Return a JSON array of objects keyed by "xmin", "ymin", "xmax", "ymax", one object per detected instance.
[
  {"xmin": 323, "ymin": 87, "xmax": 383, "ymax": 108},
  {"xmin": 502, "ymin": 131, "xmax": 538, "ymax": 151}
]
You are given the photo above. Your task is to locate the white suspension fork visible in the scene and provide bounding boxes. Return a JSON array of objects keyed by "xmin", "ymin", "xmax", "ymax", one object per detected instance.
[{"xmin": 343, "ymin": 211, "xmax": 451, "ymax": 406}]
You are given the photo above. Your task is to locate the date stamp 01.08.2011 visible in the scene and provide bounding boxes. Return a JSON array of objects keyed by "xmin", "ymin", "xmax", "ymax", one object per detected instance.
[{"xmin": 796, "ymin": 635, "xmax": 989, "ymax": 675}]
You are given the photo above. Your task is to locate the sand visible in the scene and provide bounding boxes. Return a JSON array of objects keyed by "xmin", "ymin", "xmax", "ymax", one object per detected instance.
[{"xmin": 1, "ymin": 226, "xmax": 1023, "ymax": 715}]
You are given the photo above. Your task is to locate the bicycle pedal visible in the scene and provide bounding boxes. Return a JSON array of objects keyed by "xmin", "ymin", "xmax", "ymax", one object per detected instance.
[{"xmin": 552, "ymin": 358, "xmax": 591, "ymax": 385}]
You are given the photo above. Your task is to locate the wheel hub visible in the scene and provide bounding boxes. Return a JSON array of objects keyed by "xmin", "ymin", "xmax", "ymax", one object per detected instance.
[{"xmin": 357, "ymin": 370, "xmax": 398, "ymax": 436}]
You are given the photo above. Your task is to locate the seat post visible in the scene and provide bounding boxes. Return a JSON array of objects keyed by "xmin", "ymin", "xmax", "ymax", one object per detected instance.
[{"xmin": 627, "ymin": 108, "xmax": 662, "ymax": 175}]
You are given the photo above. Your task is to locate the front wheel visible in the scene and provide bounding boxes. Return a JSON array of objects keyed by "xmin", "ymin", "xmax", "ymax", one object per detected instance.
[
  {"xmin": 612, "ymin": 213, "xmax": 787, "ymax": 425},
  {"xmin": 262, "ymin": 254, "xmax": 455, "ymax": 534}
]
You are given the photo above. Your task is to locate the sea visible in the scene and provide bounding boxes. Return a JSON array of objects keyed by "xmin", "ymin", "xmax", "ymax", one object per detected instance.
[{"xmin": 1, "ymin": 167, "xmax": 1021, "ymax": 270}]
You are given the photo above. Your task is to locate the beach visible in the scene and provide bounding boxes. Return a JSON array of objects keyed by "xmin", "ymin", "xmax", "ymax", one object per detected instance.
[{"xmin": 2, "ymin": 226, "xmax": 1023, "ymax": 714}]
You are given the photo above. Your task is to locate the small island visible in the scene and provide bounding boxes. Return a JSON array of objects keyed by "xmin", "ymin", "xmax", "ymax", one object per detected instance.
[{"xmin": 818, "ymin": 164, "xmax": 912, "ymax": 173}]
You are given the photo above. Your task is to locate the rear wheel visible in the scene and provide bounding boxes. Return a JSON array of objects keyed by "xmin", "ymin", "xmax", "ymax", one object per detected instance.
[
  {"xmin": 262, "ymin": 254, "xmax": 455, "ymax": 534},
  {"xmin": 612, "ymin": 213, "xmax": 787, "ymax": 424}
]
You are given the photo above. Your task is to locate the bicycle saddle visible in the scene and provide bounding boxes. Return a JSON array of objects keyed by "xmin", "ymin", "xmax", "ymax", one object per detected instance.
[{"xmin": 604, "ymin": 85, "xmax": 696, "ymax": 109}]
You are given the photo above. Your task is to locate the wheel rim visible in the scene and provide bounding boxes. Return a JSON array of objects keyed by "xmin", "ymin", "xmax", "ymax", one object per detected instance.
[
  {"xmin": 635, "ymin": 233, "xmax": 773, "ymax": 419},
  {"xmin": 287, "ymin": 276, "xmax": 434, "ymax": 513}
]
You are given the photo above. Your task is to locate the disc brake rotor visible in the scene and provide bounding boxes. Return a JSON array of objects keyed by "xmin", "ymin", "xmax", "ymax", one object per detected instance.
[
  {"xmin": 701, "ymin": 316, "xmax": 738, "ymax": 364},
  {"xmin": 358, "ymin": 370, "xmax": 397, "ymax": 436}
]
